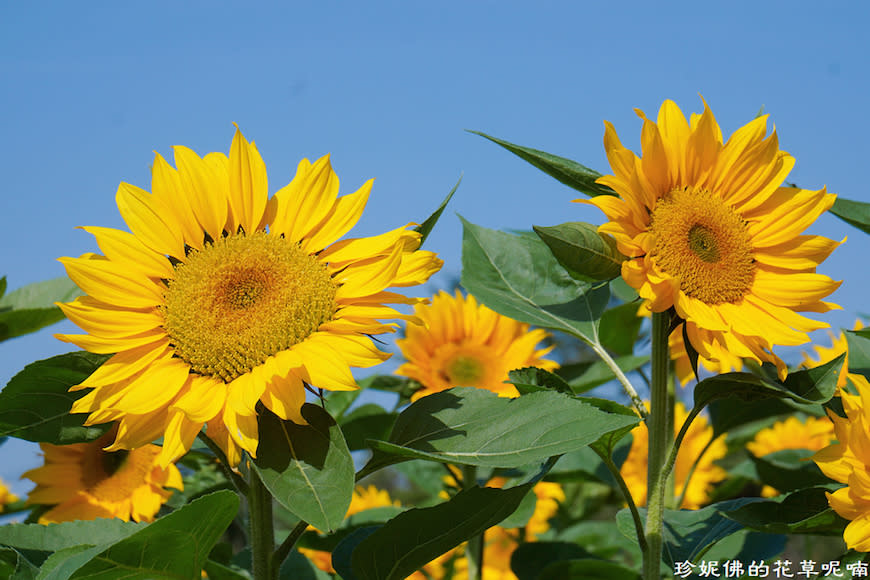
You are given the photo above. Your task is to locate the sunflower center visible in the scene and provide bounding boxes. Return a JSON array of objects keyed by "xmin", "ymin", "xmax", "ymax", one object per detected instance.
[
  {"xmin": 161, "ymin": 231, "xmax": 338, "ymax": 382},
  {"xmin": 649, "ymin": 186, "xmax": 755, "ymax": 304},
  {"xmin": 446, "ymin": 355, "xmax": 486, "ymax": 385}
]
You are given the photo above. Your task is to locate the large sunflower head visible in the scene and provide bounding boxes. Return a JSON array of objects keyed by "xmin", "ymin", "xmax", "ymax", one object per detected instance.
[
  {"xmin": 57, "ymin": 129, "xmax": 442, "ymax": 467},
  {"xmin": 582, "ymin": 99, "xmax": 842, "ymax": 377},
  {"xmin": 23, "ymin": 430, "xmax": 182, "ymax": 523},
  {"xmin": 395, "ymin": 290, "xmax": 558, "ymax": 400},
  {"xmin": 620, "ymin": 401, "xmax": 726, "ymax": 509}
]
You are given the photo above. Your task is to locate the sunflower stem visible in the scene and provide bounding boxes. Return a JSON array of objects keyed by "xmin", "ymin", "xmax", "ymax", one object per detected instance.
[
  {"xmin": 249, "ymin": 465, "xmax": 276, "ymax": 580},
  {"xmin": 462, "ymin": 464, "xmax": 484, "ymax": 580},
  {"xmin": 643, "ymin": 311, "xmax": 671, "ymax": 580}
]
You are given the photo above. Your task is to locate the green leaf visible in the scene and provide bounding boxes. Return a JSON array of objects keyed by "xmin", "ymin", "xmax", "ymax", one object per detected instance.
[
  {"xmin": 598, "ymin": 303, "xmax": 644, "ymax": 357},
  {"xmin": 617, "ymin": 498, "xmax": 763, "ymax": 567},
  {"xmin": 582, "ymin": 397, "xmax": 640, "ymax": 458},
  {"xmin": 37, "ymin": 545, "xmax": 106, "ymax": 580},
  {"xmin": 363, "ymin": 388, "xmax": 638, "ymax": 471},
  {"xmin": 338, "ymin": 404, "xmax": 396, "ymax": 452},
  {"xmin": 460, "ymin": 217, "xmax": 610, "ymax": 346},
  {"xmin": 331, "ymin": 526, "xmax": 378, "ymax": 580},
  {"xmin": 692, "ymin": 354, "xmax": 844, "ymax": 412},
  {"xmin": 508, "ymin": 367, "xmax": 574, "ymax": 396},
  {"xmin": 509, "ymin": 542, "xmax": 597, "ymax": 580},
  {"xmin": 0, "ymin": 519, "xmax": 146, "ymax": 552},
  {"xmin": 253, "ymin": 404, "xmax": 354, "ymax": 533},
  {"xmin": 830, "ymin": 196, "xmax": 870, "ymax": 236},
  {"xmin": 67, "ymin": 490, "xmax": 238, "ymax": 579},
  {"xmin": 708, "ymin": 396, "xmax": 819, "ymax": 440},
  {"xmin": 0, "ymin": 277, "xmax": 82, "ymax": 310},
  {"xmin": 470, "ymin": 131, "xmax": 615, "ymax": 198},
  {"xmin": 279, "ymin": 550, "xmax": 331, "ymax": 580},
  {"xmin": 0, "ymin": 352, "xmax": 112, "ymax": 444},
  {"xmin": 355, "ymin": 375, "xmax": 418, "ymax": 400},
  {"xmin": 697, "ymin": 529, "xmax": 786, "ymax": 570},
  {"xmin": 750, "ymin": 448, "xmax": 833, "ymax": 494},
  {"xmin": 0, "ymin": 277, "xmax": 83, "ymax": 342},
  {"xmin": 533, "ymin": 222, "xmax": 625, "ymax": 283},
  {"xmin": 349, "ymin": 483, "xmax": 535, "ymax": 580},
  {"xmin": 323, "ymin": 390, "xmax": 361, "ymax": 420},
  {"xmin": 538, "ymin": 560, "xmax": 641, "ymax": 580},
  {"xmin": 558, "ymin": 520, "xmax": 642, "ymax": 562},
  {"xmin": 414, "ymin": 174, "xmax": 461, "ymax": 245},
  {"xmin": 723, "ymin": 486, "xmax": 847, "ymax": 536},
  {"xmin": 846, "ymin": 329, "xmax": 870, "ymax": 381},
  {"xmin": 0, "ymin": 276, "xmax": 6, "ymax": 300},
  {"xmin": 0, "ymin": 547, "xmax": 38, "ymax": 580}
]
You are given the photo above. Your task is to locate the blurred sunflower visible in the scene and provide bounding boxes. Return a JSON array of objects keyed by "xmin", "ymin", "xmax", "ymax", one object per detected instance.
[
  {"xmin": 620, "ymin": 401, "xmax": 726, "ymax": 509},
  {"xmin": 802, "ymin": 320, "xmax": 866, "ymax": 390},
  {"xmin": 396, "ymin": 290, "xmax": 558, "ymax": 400},
  {"xmin": 23, "ymin": 430, "xmax": 182, "ymax": 523},
  {"xmin": 582, "ymin": 99, "xmax": 841, "ymax": 378},
  {"xmin": 56, "ymin": 128, "xmax": 442, "ymax": 466},
  {"xmin": 0, "ymin": 479, "xmax": 18, "ymax": 512},
  {"xmin": 748, "ymin": 415, "xmax": 835, "ymax": 497},
  {"xmin": 814, "ymin": 375, "xmax": 870, "ymax": 551}
]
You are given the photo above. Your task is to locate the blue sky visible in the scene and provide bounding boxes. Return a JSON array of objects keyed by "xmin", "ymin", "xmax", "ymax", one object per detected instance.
[{"xmin": 1, "ymin": 3, "xmax": 868, "ymax": 498}]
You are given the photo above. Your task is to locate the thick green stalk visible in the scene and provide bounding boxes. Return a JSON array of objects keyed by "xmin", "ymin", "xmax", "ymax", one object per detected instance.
[
  {"xmin": 643, "ymin": 311, "xmax": 671, "ymax": 580},
  {"xmin": 462, "ymin": 464, "xmax": 483, "ymax": 580},
  {"xmin": 249, "ymin": 466, "xmax": 276, "ymax": 580}
]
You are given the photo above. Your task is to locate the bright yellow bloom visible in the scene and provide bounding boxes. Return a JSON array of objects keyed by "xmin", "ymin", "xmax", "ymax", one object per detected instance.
[
  {"xmin": 0, "ymin": 478, "xmax": 19, "ymax": 511},
  {"xmin": 23, "ymin": 430, "xmax": 182, "ymax": 523},
  {"xmin": 56, "ymin": 129, "xmax": 442, "ymax": 467},
  {"xmin": 299, "ymin": 485, "xmax": 437, "ymax": 578},
  {"xmin": 396, "ymin": 290, "xmax": 558, "ymax": 400},
  {"xmin": 814, "ymin": 375, "xmax": 870, "ymax": 551},
  {"xmin": 582, "ymin": 99, "xmax": 841, "ymax": 379},
  {"xmin": 621, "ymin": 401, "xmax": 726, "ymax": 509},
  {"xmin": 747, "ymin": 415, "xmax": 835, "ymax": 497},
  {"xmin": 669, "ymin": 321, "xmax": 744, "ymax": 385},
  {"xmin": 802, "ymin": 320, "xmax": 866, "ymax": 390}
]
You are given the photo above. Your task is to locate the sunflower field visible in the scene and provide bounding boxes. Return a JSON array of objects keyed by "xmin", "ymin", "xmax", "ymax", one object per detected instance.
[{"xmin": 2, "ymin": 98, "xmax": 870, "ymax": 580}]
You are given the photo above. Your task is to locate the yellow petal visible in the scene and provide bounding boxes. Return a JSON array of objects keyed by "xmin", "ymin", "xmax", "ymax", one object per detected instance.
[
  {"xmin": 303, "ymin": 178, "xmax": 373, "ymax": 253},
  {"xmin": 59, "ymin": 255, "xmax": 164, "ymax": 309},
  {"xmin": 116, "ymin": 182, "xmax": 186, "ymax": 259},
  {"xmin": 80, "ymin": 226, "xmax": 173, "ymax": 279},
  {"xmin": 173, "ymin": 145, "xmax": 229, "ymax": 241},
  {"xmin": 228, "ymin": 128, "xmax": 268, "ymax": 234}
]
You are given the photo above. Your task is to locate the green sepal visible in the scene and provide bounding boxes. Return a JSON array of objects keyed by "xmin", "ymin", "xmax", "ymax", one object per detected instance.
[{"xmin": 414, "ymin": 174, "xmax": 461, "ymax": 245}]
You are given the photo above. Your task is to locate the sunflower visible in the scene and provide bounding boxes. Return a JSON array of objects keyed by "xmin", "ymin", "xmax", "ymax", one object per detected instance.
[
  {"xmin": 813, "ymin": 375, "xmax": 870, "ymax": 551},
  {"xmin": 0, "ymin": 478, "xmax": 18, "ymax": 511},
  {"xmin": 395, "ymin": 290, "xmax": 558, "ymax": 400},
  {"xmin": 620, "ymin": 401, "xmax": 726, "ymax": 509},
  {"xmin": 22, "ymin": 429, "xmax": 182, "ymax": 523},
  {"xmin": 582, "ymin": 99, "xmax": 841, "ymax": 378},
  {"xmin": 747, "ymin": 415, "xmax": 835, "ymax": 497},
  {"xmin": 802, "ymin": 320, "xmax": 866, "ymax": 390},
  {"xmin": 56, "ymin": 128, "xmax": 442, "ymax": 467}
]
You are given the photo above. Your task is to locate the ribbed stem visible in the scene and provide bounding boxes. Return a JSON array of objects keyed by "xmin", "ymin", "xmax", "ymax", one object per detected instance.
[
  {"xmin": 249, "ymin": 467, "xmax": 276, "ymax": 580},
  {"xmin": 643, "ymin": 311, "xmax": 671, "ymax": 580}
]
